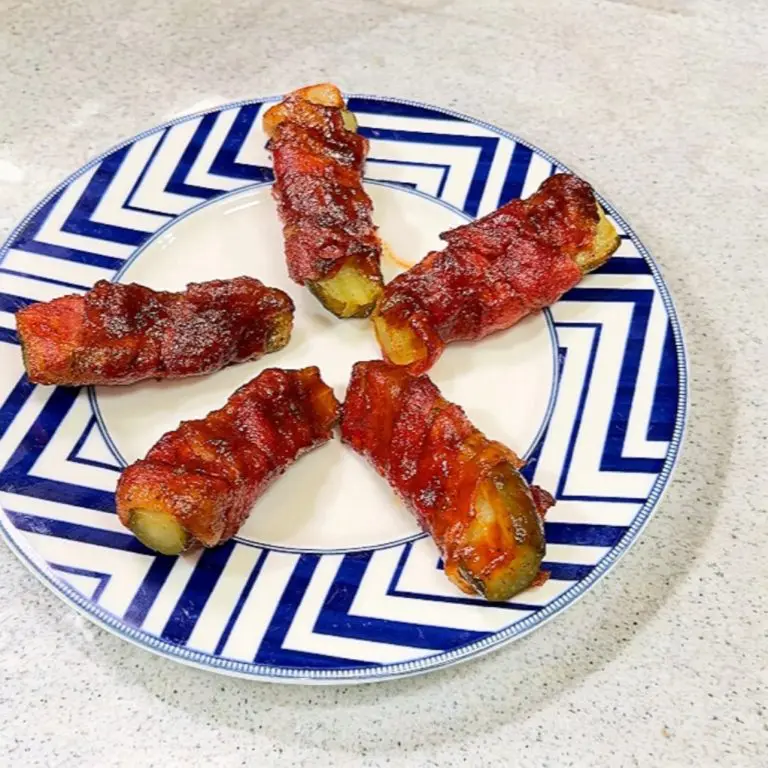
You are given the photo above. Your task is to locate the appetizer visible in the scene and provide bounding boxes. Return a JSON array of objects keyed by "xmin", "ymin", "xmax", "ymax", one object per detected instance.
[
  {"xmin": 116, "ymin": 366, "xmax": 339, "ymax": 554},
  {"xmin": 16, "ymin": 277, "xmax": 294, "ymax": 386},
  {"xmin": 373, "ymin": 173, "xmax": 620, "ymax": 373},
  {"xmin": 341, "ymin": 361, "xmax": 553, "ymax": 601},
  {"xmin": 263, "ymin": 83, "xmax": 384, "ymax": 318}
]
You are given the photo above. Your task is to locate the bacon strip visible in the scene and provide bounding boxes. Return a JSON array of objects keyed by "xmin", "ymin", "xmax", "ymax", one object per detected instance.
[
  {"xmin": 15, "ymin": 277, "xmax": 294, "ymax": 386},
  {"xmin": 263, "ymin": 83, "xmax": 383, "ymax": 318},
  {"xmin": 116, "ymin": 366, "xmax": 339, "ymax": 554},
  {"xmin": 341, "ymin": 361, "xmax": 554, "ymax": 601},
  {"xmin": 373, "ymin": 173, "xmax": 620, "ymax": 372}
]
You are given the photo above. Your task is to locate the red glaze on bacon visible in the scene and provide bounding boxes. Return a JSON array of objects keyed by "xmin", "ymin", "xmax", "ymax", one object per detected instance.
[
  {"xmin": 15, "ymin": 277, "xmax": 294, "ymax": 386},
  {"xmin": 373, "ymin": 173, "xmax": 620, "ymax": 373},
  {"xmin": 341, "ymin": 361, "xmax": 554, "ymax": 601},
  {"xmin": 116, "ymin": 366, "xmax": 339, "ymax": 554},
  {"xmin": 263, "ymin": 83, "xmax": 383, "ymax": 318}
]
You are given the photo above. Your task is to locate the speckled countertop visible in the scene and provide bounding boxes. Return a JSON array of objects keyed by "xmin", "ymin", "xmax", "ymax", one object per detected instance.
[{"xmin": 1, "ymin": 1, "xmax": 766, "ymax": 766}]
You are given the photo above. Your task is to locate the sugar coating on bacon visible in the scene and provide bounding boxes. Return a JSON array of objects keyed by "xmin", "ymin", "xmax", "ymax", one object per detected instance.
[
  {"xmin": 116, "ymin": 366, "xmax": 340, "ymax": 554},
  {"xmin": 341, "ymin": 361, "xmax": 554, "ymax": 601},
  {"xmin": 263, "ymin": 83, "xmax": 383, "ymax": 318},
  {"xmin": 373, "ymin": 173, "xmax": 620, "ymax": 372},
  {"xmin": 15, "ymin": 277, "xmax": 294, "ymax": 386}
]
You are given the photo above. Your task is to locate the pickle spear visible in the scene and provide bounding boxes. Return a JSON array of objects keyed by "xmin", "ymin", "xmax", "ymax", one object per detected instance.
[
  {"xmin": 264, "ymin": 84, "xmax": 383, "ymax": 318},
  {"xmin": 372, "ymin": 174, "xmax": 620, "ymax": 373}
]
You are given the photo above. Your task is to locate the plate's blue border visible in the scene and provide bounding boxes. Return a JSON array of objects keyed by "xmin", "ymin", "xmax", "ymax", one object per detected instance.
[
  {"xmin": 85, "ymin": 179, "xmax": 560, "ymax": 556},
  {"xmin": 0, "ymin": 93, "xmax": 688, "ymax": 684}
]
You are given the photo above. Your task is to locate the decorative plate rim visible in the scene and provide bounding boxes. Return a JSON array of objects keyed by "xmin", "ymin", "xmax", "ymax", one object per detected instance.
[{"xmin": 0, "ymin": 92, "xmax": 689, "ymax": 684}]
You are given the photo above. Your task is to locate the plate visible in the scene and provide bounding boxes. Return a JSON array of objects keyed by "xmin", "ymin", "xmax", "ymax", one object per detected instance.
[{"xmin": 0, "ymin": 94, "xmax": 687, "ymax": 683}]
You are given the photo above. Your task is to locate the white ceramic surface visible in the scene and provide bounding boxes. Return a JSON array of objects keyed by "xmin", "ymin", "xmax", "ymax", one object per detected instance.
[{"xmin": 94, "ymin": 183, "xmax": 555, "ymax": 552}]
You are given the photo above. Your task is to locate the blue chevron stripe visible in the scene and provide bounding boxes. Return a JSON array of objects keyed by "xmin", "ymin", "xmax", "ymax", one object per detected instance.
[
  {"xmin": 213, "ymin": 549, "xmax": 268, "ymax": 656},
  {"xmin": 161, "ymin": 542, "xmax": 236, "ymax": 645},
  {"xmin": 498, "ymin": 142, "xmax": 534, "ymax": 203},
  {"xmin": 544, "ymin": 523, "xmax": 627, "ymax": 547},
  {"xmin": 10, "ymin": 187, "xmax": 124, "ymax": 270},
  {"xmin": 50, "ymin": 564, "xmax": 112, "ymax": 602},
  {"xmin": 1, "ymin": 384, "xmax": 79, "ymax": 475},
  {"xmin": 209, "ymin": 103, "xmax": 273, "ymax": 182},
  {"xmin": 254, "ymin": 647, "xmax": 378, "ymax": 671},
  {"xmin": 123, "ymin": 555, "xmax": 178, "ymax": 625},
  {"xmin": 0, "ymin": 374, "xmax": 36, "ymax": 439},
  {"xmin": 11, "ymin": 239, "xmax": 123, "ymax": 271},
  {"xmin": 0, "ymin": 476, "xmax": 113, "ymax": 509},
  {"xmin": 0, "ymin": 293, "xmax": 34, "ymax": 313},
  {"xmin": 553, "ymin": 322, "xmax": 601, "ymax": 500},
  {"xmin": 316, "ymin": 552, "xmax": 490, "ymax": 650},
  {"xmin": 254, "ymin": 552, "xmax": 316, "ymax": 662},
  {"xmin": 357, "ymin": 127, "xmax": 498, "ymax": 216},
  {"xmin": 10, "ymin": 188, "xmax": 65, "ymax": 247},
  {"xmin": 60, "ymin": 146, "xmax": 154, "ymax": 246},
  {"xmin": 254, "ymin": 554, "xmax": 378, "ymax": 669},
  {"xmin": 540, "ymin": 562, "xmax": 598, "ymax": 581},
  {"xmin": 594, "ymin": 258, "xmax": 654, "ymax": 275},
  {"xmin": 0, "ymin": 267, "xmax": 91, "ymax": 292},
  {"xmin": 0, "ymin": 385, "xmax": 115, "ymax": 510},
  {"xmin": 0, "ymin": 469, "xmax": 114, "ymax": 508},
  {"xmin": 648, "ymin": 322, "xmax": 679, "ymax": 442},
  {"xmin": 347, "ymin": 97, "xmax": 460, "ymax": 121},
  {"xmin": 66, "ymin": 416, "xmax": 122, "ymax": 472},
  {"xmin": 6, "ymin": 511, "xmax": 147, "ymax": 553},
  {"xmin": 604, "ymin": 289, "xmax": 665, "ymax": 473},
  {"xmin": 164, "ymin": 113, "xmax": 225, "ymax": 200},
  {"xmin": 122, "ymin": 127, "xmax": 172, "ymax": 214},
  {"xmin": 558, "ymin": 289, "xmax": 668, "ymax": 474},
  {"xmin": 367, "ymin": 158, "xmax": 451, "ymax": 197}
]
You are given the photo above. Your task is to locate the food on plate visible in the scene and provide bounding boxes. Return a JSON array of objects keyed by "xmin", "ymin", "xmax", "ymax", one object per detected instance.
[
  {"xmin": 373, "ymin": 173, "xmax": 620, "ymax": 373},
  {"xmin": 15, "ymin": 277, "xmax": 294, "ymax": 386},
  {"xmin": 116, "ymin": 366, "xmax": 339, "ymax": 555},
  {"xmin": 263, "ymin": 83, "xmax": 384, "ymax": 318},
  {"xmin": 341, "ymin": 360, "xmax": 554, "ymax": 600}
]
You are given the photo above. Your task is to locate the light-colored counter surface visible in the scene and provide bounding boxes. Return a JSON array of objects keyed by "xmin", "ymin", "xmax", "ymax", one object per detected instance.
[{"xmin": 1, "ymin": 1, "xmax": 766, "ymax": 765}]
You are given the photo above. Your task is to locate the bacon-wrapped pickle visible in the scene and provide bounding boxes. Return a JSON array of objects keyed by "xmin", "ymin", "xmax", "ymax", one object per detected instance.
[
  {"xmin": 263, "ymin": 83, "xmax": 383, "ymax": 318},
  {"xmin": 341, "ymin": 361, "xmax": 554, "ymax": 601},
  {"xmin": 373, "ymin": 173, "xmax": 620, "ymax": 373},
  {"xmin": 15, "ymin": 277, "xmax": 293, "ymax": 386},
  {"xmin": 116, "ymin": 366, "xmax": 339, "ymax": 554}
]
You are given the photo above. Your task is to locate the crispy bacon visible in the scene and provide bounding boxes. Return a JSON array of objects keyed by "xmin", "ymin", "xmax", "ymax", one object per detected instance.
[
  {"xmin": 341, "ymin": 361, "xmax": 554, "ymax": 601},
  {"xmin": 116, "ymin": 366, "xmax": 339, "ymax": 554},
  {"xmin": 15, "ymin": 277, "xmax": 294, "ymax": 386},
  {"xmin": 263, "ymin": 83, "xmax": 383, "ymax": 318},
  {"xmin": 373, "ymin": 173, "xmax": 620, "ymax": 372}
]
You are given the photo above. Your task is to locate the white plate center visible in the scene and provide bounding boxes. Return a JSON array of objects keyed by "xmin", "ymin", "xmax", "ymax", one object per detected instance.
[{"xmin": 93, "ymin": 183, "xmax": 556, "ymax": 552}]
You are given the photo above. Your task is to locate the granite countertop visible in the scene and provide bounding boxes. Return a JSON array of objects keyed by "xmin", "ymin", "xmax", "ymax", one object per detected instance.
[{"xmin": 1, "ymin": 1, "xmax": 766, "ymax": 765}]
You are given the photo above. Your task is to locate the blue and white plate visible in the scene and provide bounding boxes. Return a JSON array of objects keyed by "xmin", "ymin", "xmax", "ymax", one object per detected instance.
[{"xmin": 0, "ymin": 94, "xmax": 687, "ymax": 683}]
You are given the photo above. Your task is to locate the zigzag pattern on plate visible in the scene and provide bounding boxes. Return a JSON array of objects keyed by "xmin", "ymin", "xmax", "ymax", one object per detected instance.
[{"xmin": 0, "ymin": 97, "xmax": 683, "ymax": 678}]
